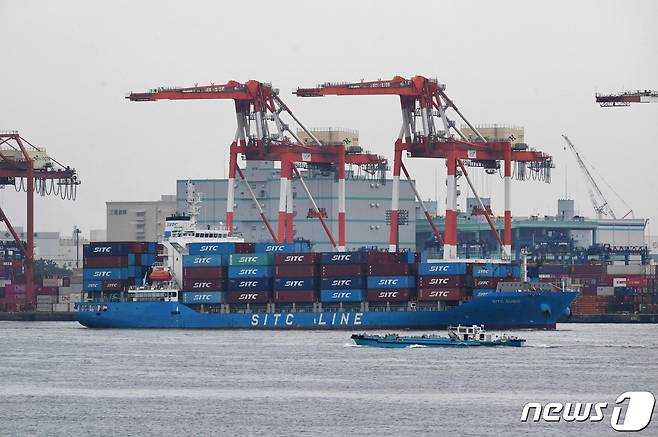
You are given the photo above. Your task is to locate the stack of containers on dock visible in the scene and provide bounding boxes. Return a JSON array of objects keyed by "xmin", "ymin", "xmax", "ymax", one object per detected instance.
[
  {"xmin": 181, "ymin": 242, "xmax": 232, "ymax": 305},
  {"xmin": 82, "ymin": 242, "xmax": 157, "ymax": 297},
  {"xmin": 227, "ymin": 248, "xmax": 274, "ymax": 305},
  {"xmin": 320, "ymin": 251, "xmax": 368, "ymax": 304},
  {"xmin": 570, "ymin": 295, "xmax": 610, "ymax": 315},
  {"xmin": 417, "ymin": 261, "xmax": 469, "ymax": 301},
  {"xmin": 537, "ymin": 265, "xmax": 571, "ymax": 286},
  {"xmin": 569, "ymin": 264, "xmax": 605, "ymax": 296},
  {"xmin": 272, "ymin": 247, "xmax": 318, "ymax": 304},
  {"xmin": 366, "ymin": 252, "xmax": 417, "ymax": 303},
  {"xmin": 601, "ymin": 264, "xmax": 655, "ymax": 312}
]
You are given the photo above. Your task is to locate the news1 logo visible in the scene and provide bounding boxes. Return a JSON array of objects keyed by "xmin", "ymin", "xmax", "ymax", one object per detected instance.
[{"xmin": 520, "ymin": 391, "xmax": 655, "ymax": 432}]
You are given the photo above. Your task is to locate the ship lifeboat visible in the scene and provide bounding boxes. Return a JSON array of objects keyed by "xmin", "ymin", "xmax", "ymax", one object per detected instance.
[{"xmin": 149, "ymin": 269, "xmax": 172, "ymax": 282}]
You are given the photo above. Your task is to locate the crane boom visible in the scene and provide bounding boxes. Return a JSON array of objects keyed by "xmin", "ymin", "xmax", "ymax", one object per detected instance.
[
  {"xmin": 562, "ymin": 134, "xmax": 616, "ymax": 219},
  {"xmin": 595, "ymin": 90, "xmax": 658, "ymax": 107}
]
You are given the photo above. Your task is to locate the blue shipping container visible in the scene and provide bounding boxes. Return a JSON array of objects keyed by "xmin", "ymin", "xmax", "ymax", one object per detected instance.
[
  {"xmin": 255, "ymin": 242, "xmax": 310, "ymax": 253},
  {"xmin": 147, "ymin": 242, "xmax": 157, "ymax": 253},
  {"xmin": 320, "ymin": 251, "xmax": 368, "ymax": 265},
  {"xmin": 83, "ymin": 281, "xmax": 103, "ymax": 291},
  {"xmin": 140, "ymin": 254, "xmax": 156, "ymax": 266},
  {"xmin": 228, "ymin": 266, "xmax": 273, "ymax": 278},
  {"xmin": 128, "ymin": 253, "xmax": 136, "ymax": 266},
  {"xmin": 188, "ymin": 242, "xmax": 236, "ymax": 255},
  {"xmin": 83, "ymin": 243, "xmax": 129, "ymax": 257},
  {"xmin": 367, "ymin": 275, "xmax": 416, "ymax": 289},
  {"xmin": 83, "ymin": 268, "xmax": 128, "ymax": 281},
  {"xmin": 417, "ymin": 262, "xmax": 467, "ymax": 276},
  {"xmin": 320, "ymin": 289, "xmax": 364, "ymax": 303},
  {"xmin": 183, "ymin": 254, "xmax": 226, "ymax": 268},
  {"xmin": 473, "ymin": 289, "xmax": 497, "ymax": 297},
  {"xmin": 473, "ymin": 263, "xmax": 520, "ymax": 278},
  {"xmin": 320, "ymin": 276, "xmax": 365, "ymax": 290},
  {"xmin": 273, "ymin": 277, "xmax": 318, "ymax": 290},
  {"xmin": 227, "ymin": 278, "xmax": 272, "ymax": 292},
  {"xmin": 181, "ymin": 291, "xmax": 225, "ymax": 304}
]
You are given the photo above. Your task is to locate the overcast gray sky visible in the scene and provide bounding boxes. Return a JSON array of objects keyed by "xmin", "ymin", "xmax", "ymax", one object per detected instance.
[{"xmin": 1, "ymin": 0, "xmax": 656, "ymax": 238}]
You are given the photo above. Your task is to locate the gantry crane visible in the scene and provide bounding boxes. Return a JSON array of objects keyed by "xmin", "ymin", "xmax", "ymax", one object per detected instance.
[
  {"xmin": 596, "ymin": 90, "xmax": 658, "ymax": 107},
  {"xmin": 128, "ymin": 81, "xmax": 387, "ymax": 251},
  {"xmin": 561, "ymin": 135, "xmax": 632, "ymax": 219},
  {"xmin": 296, "ymin": 76, "xmax": 553, "ymax": 258},
  {"xmin": 0, "ymin": 131, "xmax": 79, "ymax": 308}
]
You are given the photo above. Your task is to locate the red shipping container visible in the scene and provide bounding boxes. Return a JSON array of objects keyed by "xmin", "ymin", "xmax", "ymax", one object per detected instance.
[
  {"xmin": 227, "ymin": 290, "xmax": 269, "ymax": 304},
  {"xmin": 418, "ymin": 287, "xmax": 468, "ymax": 301},
  {"xmin": 418, "ymin": 275, "xmax": 465, "ymax": 288},
  {"xmin": 102, "ymin": 280, "xmax": 128, "ymax": 291},
  {"xmin": 274, "ymin": 264, "xmax": 318, "ymax": 277},
  {"xmin": 367, "ymin": 263, "xmax": 415, "ymax": 276},
  {"xmin": 38, "ymin": 286, "xmax": 59, "ymax": 295},
  {"xmin": 183, "ymin": 267, "xmax": 226, "ymax": 279},
  {"xmin": 273, "ymin": 290, "xmax": 317, "ymax": 303},
  {"xmin": 320, "ymin": 264, "xmax": 366, "ymax": 277},
  {"xmin": 366, "ymin": 251, "xmax": 400, "ymax": 264},
  {"xmin": 234, "ymin": 242, "xmax": 256, "ymax": 253},
  {"xmin": 84, "ymin": 255, "xmax": 128, "ymax": 268},
  {"xmin": 274, "ymin": 253, "xmax": 319, "ymax": 265},
  {"xmin": 626, "ymin": 276, "xmax": 648, "ymax": 288},
  {"xmin": 366, "ymin": 288, "xmax": 414, "ymax": 302},
  {"xmin": 473, "ymin": 278, "xmax": 500, "ymax": 289},
  {"xmin": 183, "ymin": 278, "xmax": 226, "ymax": 291},
  {"xmin": 5, "ymin": 284, "xmax": 26, "ymax": 296}
]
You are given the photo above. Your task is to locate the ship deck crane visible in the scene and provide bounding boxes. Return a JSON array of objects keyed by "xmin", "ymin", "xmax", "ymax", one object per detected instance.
[
  {"xmin": 0, "ymin": 131, "xmax": 79, "ymax": 308},
  {"xmin": 596, "ymin": 90, "xmax": 658, "ymax": 107},
  {"xmin": 127, "ymin": 81, "xmax": 387, "ymax": 251},
  {"xmin": 295, "ymin": 76, "xmax": 553, "ymax": 258},
  {"xmin": 561, "ymin": 134, "xmax": 632, "ymax": 219}
]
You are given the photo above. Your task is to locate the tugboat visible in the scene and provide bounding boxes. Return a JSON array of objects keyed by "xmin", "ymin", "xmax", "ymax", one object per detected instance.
[{"xmin": 350, "ymin": 325, "xmax": 526, "ymax": 348}]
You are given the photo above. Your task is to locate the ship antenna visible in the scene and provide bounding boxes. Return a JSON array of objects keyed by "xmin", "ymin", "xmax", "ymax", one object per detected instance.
[{"xmin": 186, "ymin": 180, "xmax": 202, "ymax": 226}]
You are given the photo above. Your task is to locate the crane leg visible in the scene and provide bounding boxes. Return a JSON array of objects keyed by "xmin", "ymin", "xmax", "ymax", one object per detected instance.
[
  {"xmin": 504, "ymin": 148, "xmax": 512, "ymax": 259},
  {"xmin": 277, "ymin": 161, "xmax": 289, "ymax": 243},
  {"xmin": 444, "ymin": 153, "xmax": 458, "ymax": 259},
  {"xmin": 388, "ymin": 145, "xmax": 402, "ymax": 252}
]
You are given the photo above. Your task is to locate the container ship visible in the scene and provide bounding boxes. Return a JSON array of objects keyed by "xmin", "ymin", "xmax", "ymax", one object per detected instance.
[{"xmin": 75, "ymin": 213, "xmax": 577, "ymax": 330}]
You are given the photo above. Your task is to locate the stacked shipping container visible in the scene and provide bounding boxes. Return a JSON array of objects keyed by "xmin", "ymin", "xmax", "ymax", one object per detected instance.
[
  {"xmin": 82, "ymin": 242, "xmax": 157, "ymax": 297},
  {"xmin": 366, "ymin": 251, "xmax": 417, "ymax": 302},
  {"xmin": 181, "ymin": 242, "xmax": 232, "ymax": 305},
  {"xmin": 320, "ymin": 251, "xmax": 367, "ymax": 303},
  {"xmin": 273, "ymin": 252, "xmax": 318, "ymax": 303},
  {"xmin": 416, "ymin": 261, "xmax": 469, "ymax": 301}
]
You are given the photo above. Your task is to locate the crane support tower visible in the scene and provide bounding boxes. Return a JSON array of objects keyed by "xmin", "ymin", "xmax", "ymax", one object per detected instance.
[
  {"xmin": 0, "ymin": 131, "xmax": 79, "ymax": 308},
  {"xmin": 596, "ymin": 90, "xmax": 658, "ymax": 107},
  {"xmin": 296, "ymin": 75, "xmax": 553, "ymax": 259},
  {"xmin": 127, "ymin": 81, "xmax": 387, "ymax": 251}
]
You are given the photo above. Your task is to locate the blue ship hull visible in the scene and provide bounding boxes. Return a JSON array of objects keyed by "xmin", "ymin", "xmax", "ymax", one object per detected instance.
[{"xmin": 75, "ymin": 291, "xmax": 577, "ymax": 330}]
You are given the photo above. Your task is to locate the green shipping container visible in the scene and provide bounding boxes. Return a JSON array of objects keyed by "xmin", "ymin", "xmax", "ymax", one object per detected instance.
[{"xmin": 228, "ymin": 253, "xmax": 274, "ymax": 266}]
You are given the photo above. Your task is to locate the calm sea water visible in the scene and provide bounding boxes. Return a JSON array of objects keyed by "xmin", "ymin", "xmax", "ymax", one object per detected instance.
[{"xmin": 0, "ymin": 322, "xmax": 657, "ymax": 436}]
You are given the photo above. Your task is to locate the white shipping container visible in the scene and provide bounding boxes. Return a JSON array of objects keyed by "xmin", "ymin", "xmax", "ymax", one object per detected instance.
[
  {"xmin": 36, "ymin": 295, "xmax": 57, "ymax": 304},
  {"xmin": 58, "ymin": 286, "xmax": 73, "ymax": 295},
  {"xmin": 36, "ymin": 303, "xmax": 52, "ymax": 312},
  {"xmin": 607, "ymin": 265, "xmax": 648, "ymax": 275},
  {"xmin": 597, "ymin": 286, "xmax": 615, "ymax": 296},
  {"xmin": 52, "ymin": 303, "xmax": 69, "ymax": 312},
  {"xmin": 613, "ymin": 278, "xmax": 627, "ymax": 288},
  {"xmin": 0, "ymin": 279, "xmax": 11, "ymax": 287},
  {"xmin": 42, "ymin": 278, "xmax": 63, "ymax": 287}
]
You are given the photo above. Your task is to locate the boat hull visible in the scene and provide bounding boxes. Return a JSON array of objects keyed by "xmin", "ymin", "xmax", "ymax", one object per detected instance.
[
  {"xmin": 350, "ymin": 335, "xmax": 526, "ymax": 348},
  {"xmin": 75, "ymin": 291, "xmax": 577, "ymax": 330}
]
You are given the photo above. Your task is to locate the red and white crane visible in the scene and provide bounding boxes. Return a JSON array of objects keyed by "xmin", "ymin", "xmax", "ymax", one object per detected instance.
[
  {"xmin": 0, "ymin": 131, "xmax": 78, "ymax": 308},
  {"xmin": 128, "ymin": 81, "xmax": 387, "ymax": 251},
  {"xmin": 296, "ymin": 76, "xmax": 553, "ymax": 258},
  {"xmin": 596, "ymin": 90, "xmax": 658, "ymax": 107}
]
